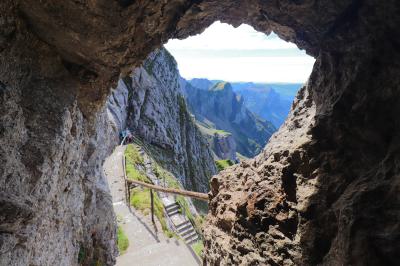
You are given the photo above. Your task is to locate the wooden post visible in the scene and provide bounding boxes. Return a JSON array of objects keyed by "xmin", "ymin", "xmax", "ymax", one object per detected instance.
[
  {"xmin": 150, "ymin": 189, "xmax": 155, "ymax": 225},
  {"xmin": 123, "ymin": 155, "xmax": 131, "ymax": 205}
]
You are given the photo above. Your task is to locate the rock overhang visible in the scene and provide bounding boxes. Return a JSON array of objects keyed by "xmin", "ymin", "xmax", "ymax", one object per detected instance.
[{"xmin": 1, "ymin": 0, "xmax": 400, "ymax": 265}]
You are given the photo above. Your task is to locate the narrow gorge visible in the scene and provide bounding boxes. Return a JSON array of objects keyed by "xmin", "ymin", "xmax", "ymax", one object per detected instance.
[{"xmin": 1, "ymin": 1, "xmax": 399, "ymax": 266}]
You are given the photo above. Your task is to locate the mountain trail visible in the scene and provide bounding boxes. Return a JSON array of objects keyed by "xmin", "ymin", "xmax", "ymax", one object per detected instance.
[{"xmin": 103, "ymin": 145, "xmax": 200, "ymax": 266}]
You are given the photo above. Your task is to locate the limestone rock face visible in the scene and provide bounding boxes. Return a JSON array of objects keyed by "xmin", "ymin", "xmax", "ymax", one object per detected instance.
[
  {"xmin": 0, "ymin": 77, "xmax": 118, "ymax": 265},
  {"xmin": 183, "ymin": 81, "xmax": 276, "ymax": 157},
  {"xmin": 204, "ymin": 50, "xmax": 400, "ymax": 265},
  {"xmin": 107, "ymin": 48, "xmax": 217, "ymax": 193},
  {"xmin": 212, "ymin": 134, "xmax": 237, "ymax": 162},
  {"xmin": 1, "ymin": 0, "xmax": 400, "ymax": 265},
  {"xmin": 204, "ymin": 85, "xmax": 316, "ymax": 265}
]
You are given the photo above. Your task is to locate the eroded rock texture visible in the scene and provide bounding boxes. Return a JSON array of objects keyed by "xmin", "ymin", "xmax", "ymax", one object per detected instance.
[
  {"xmin": 0, "ymin": 2, "xmax": 119, "ymax": 265},
  {"xmin": 1, "ymin": 0, "xmax": 400, "ymax": 265}
]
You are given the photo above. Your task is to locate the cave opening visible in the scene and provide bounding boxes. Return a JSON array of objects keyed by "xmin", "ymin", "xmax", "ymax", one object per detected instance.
[
  {"xmin": 1, "ymin": 1, "xmax": 398, "ymax": 265},
  {"xmin": 164, "ymin": 21, "xmax": 315, "ymax": 162},
  {"xmin": 104, "ymin": 20, "xmax": 317, "ymax": 263}
]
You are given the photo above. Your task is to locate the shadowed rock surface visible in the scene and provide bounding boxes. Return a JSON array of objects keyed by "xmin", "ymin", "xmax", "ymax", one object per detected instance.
[{"xmin": 1, "ymin": 0, "xmax": 400, "ymax": 265}]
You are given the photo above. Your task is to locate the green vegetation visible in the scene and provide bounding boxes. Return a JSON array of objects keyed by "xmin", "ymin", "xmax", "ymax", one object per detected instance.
[
  {"xmin": 214, "ymin": 129, "xmax": 231, "ymax": 136},
  {"xmin": 130, "ymin": 187, "xmax": 173, "ymax": 237},
  {"xmin": 77, "ymin": 244, "xmax": 103, "ymax": 265},
  {"xmin": 176, "ymin": 195, "xmax": 194, "ymax": 221},
  {"xmin": 124, "ymin": 143, "xmax": 203, "ymax": 240},
  {"xmin": 178, "ymin": 94, "xmax": 188, "ymax": 127},
  {"xmin": 153, "ymin": 164, "xmax": 180, "ymax": 189},
  {"xmin": 176, "ymin": 196, "xmax": 205, "ymax": 231},
  {"xmin": 215, "ymin": 159, "xmax": 235, "ymax": 172},
  {"xmin": 195, "ymin": 120, "xmax": 231, "ymax": 137},
  {"xmin": 126, "ymin": 166, "xmax": 148, "ymax": 183},
  {"xmin": 191, "ymin": 240, "xmax": 204, "ymax": 258},
  {"xmin": 125, "ymin": 144, "xmax": 174, "ymax": 237},
  {"xmin": 125, "ymin": 144, "xmax": 144, "ymax": 165},
  {"xmin": 117, "ymin": 226, "xmax": 129, "ymax": 254},
  {"xmin": 78, "ymin": 245, "xmax": 86, "ymax": 264},
  {"xmin": 125, "ymin": 144, "xmax": 149, "ymax": 183}
]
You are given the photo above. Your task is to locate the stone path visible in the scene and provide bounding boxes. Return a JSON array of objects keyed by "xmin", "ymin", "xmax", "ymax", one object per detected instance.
[
  {"xmin": 103, "ymin": 145, "xmax": 200, "ymax": 266},
  {"xmin": 141, "ymin": 152, "xmax": 199, "ymax": 245}
]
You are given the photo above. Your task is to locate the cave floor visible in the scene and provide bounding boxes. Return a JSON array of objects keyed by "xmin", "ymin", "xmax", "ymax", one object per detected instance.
[{"xmin": 103, "ymin": 145, "xmax": 200, "ymax": 266}]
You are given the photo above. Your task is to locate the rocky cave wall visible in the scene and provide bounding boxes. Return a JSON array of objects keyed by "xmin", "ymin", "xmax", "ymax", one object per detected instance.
[{"xmin": 1, "ymin": 0, "xmax": 399, "ymax": 265}]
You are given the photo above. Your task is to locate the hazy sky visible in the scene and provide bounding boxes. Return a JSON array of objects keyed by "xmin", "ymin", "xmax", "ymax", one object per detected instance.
[{"xmin": 165, "ymin": 21, "xmax": 315, "ymax": 83}]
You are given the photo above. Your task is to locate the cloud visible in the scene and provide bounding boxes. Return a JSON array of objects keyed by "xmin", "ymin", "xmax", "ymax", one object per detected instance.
[
  {"xmin": 165, "ymin": 21, "xmax": 315, "ymax": 83},
  {"xmin": 174, "ymin": 56, "xmax": 315, "ymax": 83}
]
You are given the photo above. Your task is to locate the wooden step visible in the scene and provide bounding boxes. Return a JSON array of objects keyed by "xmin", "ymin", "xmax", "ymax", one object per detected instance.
[
  {"xmin": 177, "ymin": 223, "xmax": 192, "ymax": 233},
  {"xmin": 175, "ymin": 220, "xmax": 191, "ymax": 229},
  {"xmin": 165, "ymin": 202, "xmax": 179, "ymax": 210},
  {"xmin": 165, "ymin": 204, "xmax": 180, "ymax": 213},
  {"xmin": 183, "ymin": 231, "xmax": 197, "ymax": 242},
  {"xmin": 180, "ymin": 227, "xmax": 195, "ymax": 237},
  {"xmin": 167, "ymin": 209, "xmax": 179, "ymax": 216},
  {"xmin": 186, "ymin": 235, "xmax": 199, "ymax": 245}
]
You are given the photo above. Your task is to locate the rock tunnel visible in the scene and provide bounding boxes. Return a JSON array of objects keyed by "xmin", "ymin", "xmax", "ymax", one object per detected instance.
[{"xmin": 0, "ymin": 0, "xmax": 399, "ymax": 265}]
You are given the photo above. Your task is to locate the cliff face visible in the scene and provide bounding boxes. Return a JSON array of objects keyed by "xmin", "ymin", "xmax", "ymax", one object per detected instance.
[
  {"xmin": 230, "ymin": 83, "xmax": 301, "ymax": 129},
  {"xmin": 212, "ymin": 134, "xmax": 237, "ymax": 161},
  {"xmin": 183, "ymin": 81, "xmax": 276, "ymax": 158},
  {"xmin": 2, "ymin": 1, "xmax": 400, "ymax": 265},
  {"xmin": 204, "ymin": 54, "xmax": 400, "ymax": 265},
  {"xmin": 107, "ymin": 48, "xmax": 217, "ymax": 193},
  {"xmin": 0, "ymin": 67, "xmax": 118, "ymax": 265}
]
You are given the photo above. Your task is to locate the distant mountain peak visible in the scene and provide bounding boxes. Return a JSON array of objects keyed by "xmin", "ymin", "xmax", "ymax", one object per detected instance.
[
  {"xmin": 209, "ymin": 81, "xmax": 232, "ymax": 92},
  {"xmin": 188, "ymin": 78, "xmax": 213, "ymax": 90}
]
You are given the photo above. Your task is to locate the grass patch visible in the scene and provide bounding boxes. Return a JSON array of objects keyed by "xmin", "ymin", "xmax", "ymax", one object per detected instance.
[
  {"xmin": 126, "ymin": 165, "xmax": 148, "ymax": 183},
  {"xmin": 176, "ymin": 195, "xmax": 194, "ymax": 222},
  {"xmin": 130, "ymin": 187, "xmax": 174, "ymax": 237},
  {"xmin": 215, "ymin": 159, "xmax": 235, "ymax": 172},
  {"xmin": 214, "ymin": 129, "xmax": 231, "ymax": 136},
  {"xmin": 125, "ymin": 144, "xmax": 149, "ymax": 183},
  {"xmin": 153, "ymin": 165, "xmax": 181, "ymax": 189},
  {"xmin": 117, "ymin": 226, "xmax": 129, "ymax": 254},
  {"xmin": 125, "ymin": 144, "xmax": 144, "ymax": 165},
  {"xmin": 191, "ymin": 240, "xmax": 204, "ymax": 258},
  {"xmin": 176, "ymin": 196, "xmax": 205, "ymax": 232},
  {"xmin": 195, "ymin": 120, "xmax": 231, "ymax": 137}
]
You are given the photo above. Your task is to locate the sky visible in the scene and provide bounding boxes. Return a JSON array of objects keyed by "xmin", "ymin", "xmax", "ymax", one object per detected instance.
[{"xmin": 165, "ymin": 21, "xmax": 315, "ymax": 83}]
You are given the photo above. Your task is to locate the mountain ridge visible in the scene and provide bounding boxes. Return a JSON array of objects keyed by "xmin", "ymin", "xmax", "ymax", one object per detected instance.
[
  {"xmin": 186, "ymin": 78, "xmax": 302, "ymax": 128},
  {"xmin": 182, "ymin": 79, "xmax": 276, "ymax": 158}
]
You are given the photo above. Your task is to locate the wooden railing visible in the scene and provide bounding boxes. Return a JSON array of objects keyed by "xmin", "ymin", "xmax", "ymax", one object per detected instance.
[{"xmin": 126, "ymin": 178, "xmax": 209, "ymax": 201}]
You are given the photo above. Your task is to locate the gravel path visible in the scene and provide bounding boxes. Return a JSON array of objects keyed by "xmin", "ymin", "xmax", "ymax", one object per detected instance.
[{"xmin": 103, "ymin": 145, "xmax": 200, "ymax": 266}]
